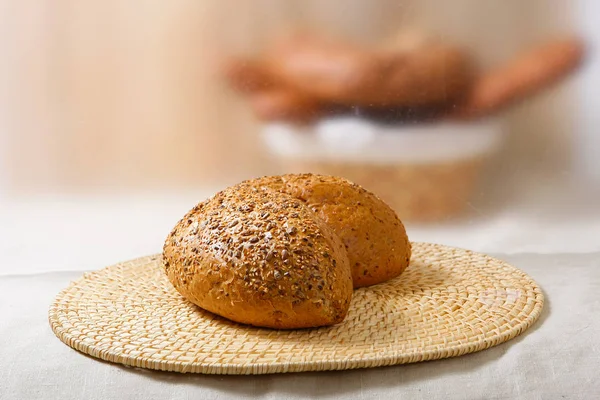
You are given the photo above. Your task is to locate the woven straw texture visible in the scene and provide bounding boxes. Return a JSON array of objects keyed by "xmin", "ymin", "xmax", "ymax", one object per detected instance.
[{"xmin": 49, "ymin": 242, "xmax": 543, "ymax": 375}]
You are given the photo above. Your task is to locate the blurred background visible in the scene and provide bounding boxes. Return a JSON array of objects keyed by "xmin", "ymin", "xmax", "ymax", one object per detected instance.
[{"xmin": 1, "ymin": 0, "xmax": 599, "ymax": 274}]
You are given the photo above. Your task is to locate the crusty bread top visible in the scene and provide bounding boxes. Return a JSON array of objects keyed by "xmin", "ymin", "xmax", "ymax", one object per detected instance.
[
  {"xmin": 163, "ymin": 184, "xmax": 352, "ymax": 327},
  {"xmin": 245, "ymin": 173, "xmax": 411, "ymax": 287}
]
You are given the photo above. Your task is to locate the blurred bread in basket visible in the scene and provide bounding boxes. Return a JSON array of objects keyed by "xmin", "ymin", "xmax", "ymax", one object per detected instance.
[
  {"xmin": 223, "ymin": 32, "xmax": 584, "ymax": 124},
  {"xmin": 163, "ymin": 174, "xmax": 411, "ymax": 329},
  {"xmin": 259, "ymin": 34, "xmax": 474, "ymax": 108},
  {"xmin": 222, "ymin": 32, "xmax": 585, "ymax": 222},
  {"xmin": 223, "ymin": 32, "xmax": 474, "ymax": 122}
]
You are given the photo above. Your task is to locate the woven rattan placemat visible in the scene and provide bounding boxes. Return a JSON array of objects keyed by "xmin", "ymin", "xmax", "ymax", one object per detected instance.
[{"xmin": 49, "ymin": 242, "xmax": 543, "ymax": 374}]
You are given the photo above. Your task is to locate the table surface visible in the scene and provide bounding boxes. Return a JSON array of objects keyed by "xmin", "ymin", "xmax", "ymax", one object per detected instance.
[{"xmin": 2, "ymin": 185, "xmax": 600, "ymax": 399}]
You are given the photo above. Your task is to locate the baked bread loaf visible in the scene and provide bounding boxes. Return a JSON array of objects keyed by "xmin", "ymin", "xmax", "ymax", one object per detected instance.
[
  {"xmin": 222, "ymin": 34, "xmax": 473, "ymax": 123},
  {"xmin": 245, "ymin": 174, "xmax": 411, "ymax": 288},
  {"xmin": 163, "ymin": 184, "xmax": 353, "ymax": 329},
  {"xmin": 263, "ymin": 34, "xmax": 473, "ymax": 107}
]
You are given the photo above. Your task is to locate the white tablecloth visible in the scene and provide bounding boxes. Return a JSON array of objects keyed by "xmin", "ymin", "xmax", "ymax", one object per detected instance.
[
  {"xmin": 1, "ymin": 252, "xmax": 599, "ymax": 400},
  {"xmin": 2, "ymin": 183, "xmax": 600, "ymax": 399}
]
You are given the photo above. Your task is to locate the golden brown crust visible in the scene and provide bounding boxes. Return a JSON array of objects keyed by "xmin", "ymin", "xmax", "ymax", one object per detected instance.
[
  {"xmin": 162, "ymin": 184, "xmax": 353, "ymax": 329},
  {"xmin": 248, "ymin": 173, "xmax": 411, "ymax": 288}
]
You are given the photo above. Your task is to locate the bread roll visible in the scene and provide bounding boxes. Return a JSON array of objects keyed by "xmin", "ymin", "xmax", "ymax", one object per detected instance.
[
  {"xmin": 450, "ymin": 37, "xmax": 585, "ymax": 120},
  {"xmin": 162, "ymin": 184, "xmax": 353, "ymax": 329},
  {"xmin": 264, "ymin": 35, "xmax": 472, "ymax": 107},
  {"xmin": 246, "ymin": 174, "xmax": 411, "ymax": 288}
]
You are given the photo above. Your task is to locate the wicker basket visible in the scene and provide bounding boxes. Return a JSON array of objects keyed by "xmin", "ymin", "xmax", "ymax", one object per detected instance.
[{"xmin": 262, "ymin": 118, "xmax": 503, "ymax": 222}]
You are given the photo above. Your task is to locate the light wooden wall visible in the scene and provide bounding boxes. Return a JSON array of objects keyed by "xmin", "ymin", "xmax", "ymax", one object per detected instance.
[{"xmin": 0, "ymin": 0, "xmax": 576, "ymax": 194}]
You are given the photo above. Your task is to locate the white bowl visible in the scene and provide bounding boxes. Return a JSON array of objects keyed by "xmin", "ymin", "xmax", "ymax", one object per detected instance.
[{"xmin": 262, "ymin": 117, "xmax": 504, "ymax": 165}]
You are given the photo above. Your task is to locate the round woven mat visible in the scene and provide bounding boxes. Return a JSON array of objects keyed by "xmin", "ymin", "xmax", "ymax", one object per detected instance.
[{"xmin": 49, "ymin": 242, "xmax": 543, "ymax": 375}]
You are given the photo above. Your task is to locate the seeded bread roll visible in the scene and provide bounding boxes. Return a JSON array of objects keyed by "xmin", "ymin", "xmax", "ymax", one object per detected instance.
[
  {"xmin": 163, "ymin": 184, "xmax": 353, "ymax": 329},
  {"xmin": 246, "ymin": 174, "xmax": 411, "ymax": 288}
]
